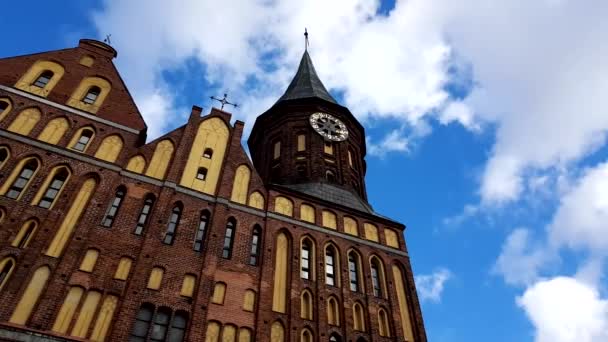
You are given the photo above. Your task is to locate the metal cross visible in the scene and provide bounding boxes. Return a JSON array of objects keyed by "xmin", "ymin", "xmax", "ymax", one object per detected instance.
[
  {"xmin": 304, "ymin": 28, "xmax": 309, "ymax": 51},
  {"xmin": 104, "ymin": 34, "xmax": 112, "ymax": 45},
  {"xmin": 210, "ymin": 93, "xmax": 238, "ymax": 110}
]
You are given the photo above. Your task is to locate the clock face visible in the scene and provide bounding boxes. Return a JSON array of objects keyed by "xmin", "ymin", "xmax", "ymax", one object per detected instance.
[{"xmin": 309, "ymin": 112, "xmax": 349, "ymax": 142}]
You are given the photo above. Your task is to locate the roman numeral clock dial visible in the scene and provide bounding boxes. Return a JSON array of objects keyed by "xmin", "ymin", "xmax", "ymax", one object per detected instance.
[{"xmin": 309, "ymin": 112, "xmax": 349, "ymax": 142}]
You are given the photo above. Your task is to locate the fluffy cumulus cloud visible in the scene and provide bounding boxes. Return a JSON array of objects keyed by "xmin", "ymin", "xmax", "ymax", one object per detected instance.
[
  {"xmin": 518, "ymin": 277, "xmax": 608, "ymax": 342},
  {"xmin": 414, "ymin": 268, "xmax": 451, "ymax": 303}
]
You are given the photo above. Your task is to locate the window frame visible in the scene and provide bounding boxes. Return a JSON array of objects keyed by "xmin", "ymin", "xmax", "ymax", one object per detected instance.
[
  {"xmin": 101, "ymin": 187, "xmax": 126, "ymax": 227},
  {"xmin": 222, "ymin": 218, "xmax": 236, "ymax": 259},
  {"xmin": 134, "ymin": 195, "xmax": 155, "ymax": 235},
  {"xmin": 249, "ymin": 225, "xmax": 261, "ymax": 266},
  {"xmin": 193, "ymin": 211, "xmax": 209, "ymax": 252},
  {"xmin": 163, "ymin": 205, "xmax": 182, "ymax": 245}
]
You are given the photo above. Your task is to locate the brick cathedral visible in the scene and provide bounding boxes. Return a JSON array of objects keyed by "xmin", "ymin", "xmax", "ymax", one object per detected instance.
[{"xmin": 0, "ymin": 38, "xmax": 426, "ymax": 342}]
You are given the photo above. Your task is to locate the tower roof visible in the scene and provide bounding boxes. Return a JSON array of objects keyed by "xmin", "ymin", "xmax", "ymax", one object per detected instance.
[{"xmin": 277, "ymin": 50, "xmax": 337, "ymax": 104}]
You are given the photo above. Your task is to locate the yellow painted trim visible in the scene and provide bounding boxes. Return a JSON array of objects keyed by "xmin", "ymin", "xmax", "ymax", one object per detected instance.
[
  {"xmin": 0, "ymin": 257, "xmax": 16, "ymax": 291},
  {"xmin": 344, "ymin": 216, "xmax": 358, "ymax": 236},
  {"xmin": 322, "ymin": 210, "xmax": 337, "ymax": 229},
  {"xmin": 300, "ymin": 204, "xmax": 315, "ymax": 223},
  {"xmin": 270, "ymin": 321, "xmax": 284, "ymax": 342},
  {"xmin": 180, "ymin": 118, "xmax": 229, "ymax": 194},
  {"xmin": 126, "ymin": 155, "xmax": 146, "ymax": 173},
  {"xmin": 147, "ymin": 267, "xmax": 164, "ymax": 290},
  {"xmin": 180, "ymin": 274, "xmax": 196, "ymax": 297},
  {"xmin": 211, "ymin": 282, "xmax": 226, "ymax": 304},
  {"xmin": 0, "ymin": 157, "xmax": 40, "ymax": 199},
  {"xmin": 248, "ymin": 191, "xmax": 265, "ymax": 209},
  {"xmin": 79, "ymin": 249, "xmax": 99, "ymax": 272},
  {"xmin": 46, "ymin": 178, "xmax": 97, "ymax": 257},
  {"xmin": 243, "ymin": 289, "xmax": 256, "ymax": 312},
  {"xmin": 31, "ymin": 166, "xmax": 71, "ymax": 209},
  {"xmin": 392, "ymin": 264, "xmax": 415, "ymax": 341},
  {"xmin": 230, "ymin": 165, "xmax": 251, "ymax": 204},
  {"xmin": 15, "ymin": 60, "xmax": 65, "ymax": 97},
  {"xmin": 94, "ymin": 135, "xmax": 123, "ymax": 163},
  {"xmin": 205, "ymin": 321, "xmax": 221, "ymax": 342},
  {"xmin": 66, "ymin": 77, "xmax": 111, "ymax": 114},
  {"xmin": 71, "ymin": 290, "xmax": 101, "ymax": 338},
  {"xmin": 7, "ymin": 108, "xmax": 41, "ymax": 136},
  {"xmin": 11, "ymin": 220, "xmax": 38, "ymax": 248},
  {"xmin": 385, "ymin": 228, "xmax": 400, "ymax": 248},
  {"xmin": 273, "ymin": 196, "xmax": 293, "ymax": 217},
  {"xmin": 272, "ymin": 232, "xmax": 289, "ymax": 313},
  {"xmin": 364, "ymin": 223, "xmax": 379, "ymax": 242},
  {"xmin": 113, "ymin": 257, "xmax": 132, "ymax": 280},
  {"xmin": 68, "ymin": 127, "xmax": 95, "ymax": 153},
  {"xmin": 0, "ymin": 98, "xmax": 12, "ymax": 122},
  {"xmin": 90, "ymin": 295, "xmax": 118, "ymax": 342},
  {"xmin": 38, "ymin": 117, "xmax": 69, "ymax": 144},
  {"xmin": 10, "ymin": 265, "xmax": 50, "ymax": 324},
  {"xmin": 145, "ymin": 139, "xmax": 174, "ymax": 180},
  {"xmin": 52, "ymin": 286, "xmax": 84, "ymax": 334}
]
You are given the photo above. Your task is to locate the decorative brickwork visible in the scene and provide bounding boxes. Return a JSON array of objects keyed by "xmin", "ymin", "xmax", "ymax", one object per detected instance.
[{"xmin": 0, "ymin": 39, "xmax": 426, "ymax": 341}]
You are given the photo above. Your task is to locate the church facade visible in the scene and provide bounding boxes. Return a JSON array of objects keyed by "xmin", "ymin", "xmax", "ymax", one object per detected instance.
[{"xmin": 0, "ymin": 39, "xmax": 426, "ymax": 341}]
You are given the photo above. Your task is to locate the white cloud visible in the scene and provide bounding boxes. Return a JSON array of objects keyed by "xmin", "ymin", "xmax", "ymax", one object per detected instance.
[
  {"xmin": 492, "ymin": 228, "xmax": 551, "ymax": 287},
  {"xmin": 414, "ymin": 268, "xmax": 451, "ymax": 303},
  {"xmin": 367, "ymin": 129, "xmax": 410, "ymax": 157},
  {"xmin": 518, "ymin": 277, "xmax": 608, "ymax": 342}
]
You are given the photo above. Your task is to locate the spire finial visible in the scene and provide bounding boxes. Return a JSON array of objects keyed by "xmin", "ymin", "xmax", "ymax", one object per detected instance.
[{"xmin": 304, "ymin": 28, "xmax": 309, "ymax": 51}]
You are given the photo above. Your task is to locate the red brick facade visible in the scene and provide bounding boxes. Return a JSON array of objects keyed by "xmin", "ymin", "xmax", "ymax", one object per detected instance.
[{"xmin": 0, "ymin": 39, "xmax": 426, "ymax": 341}]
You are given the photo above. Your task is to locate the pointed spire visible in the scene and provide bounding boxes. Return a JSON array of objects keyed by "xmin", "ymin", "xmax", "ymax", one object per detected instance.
[{"xmin": 277, "ymin": 50, "xmax": 337, "ymax": 104}]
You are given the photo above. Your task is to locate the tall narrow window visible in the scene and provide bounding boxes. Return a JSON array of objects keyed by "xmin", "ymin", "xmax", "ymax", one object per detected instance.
[
  {"xmin": 79, "ymin": 249, "xmax": 100, "ymax": 272},
  {"xmin": 82, "ymin": 86, "xmax": 101, "ymax": 105},
  {"xmin": 196, "ymin": 167, "xmax": 207, "ymax": 180},
  {"xmin": 102, "ymin": 187, "xmax": 125, "ymax": 227},
  {"xmin": 348, "ymin": 252, "xmax": 361, "ymax": 292},
  {"xmin": 211, "ymin": 282, "xmax": 226, "ymax": 304},
  {"xmin": 301, "ymin": 328, "xmax": 313, "ymax": 342},
  {"xmin": 150, "ymin": 307, "xmax": 171, "ymax": 342},
  {"xmin": 353, "ymin": 302, "xmax": 366, "ymax": 332},
  {"xmin": 370, "ymin": 257, "xmax": 385, "ymax": 298},
  {"xmin": 325, "ymin": 246, "xmax": 337, "ymax": 286},
  {"xmin": 38, "ymin": 168, "xmax": 69, "ymax": 208},
  {"xmin": 0, "ymin": 257, "xmax": 16, "ymax": 291},
  {"xmin": 193, "ymin": 211, "xmax": 209, "ymax": 252},
  {"xmin": 249, "ymin": 226, "xmax": 261, "ymax": 265},
  {"xmin": 301, "ymin": 239, "xmax": 312, "ymax": 280},
  {"xmin": 12, "ymin": 220, "xmax": 37, "ymax": 248},
  {"xmin": 324, "ymin": 142, "xmax": 333, "ymax": 155},
  {"xmin": 273, "ymin": 141, "xmax": 281, "ymax": 159},
  {"xmin": 134, "ymin": 196, "xmax": 155, "ymax": 235},
  {"xmin": 297, "ymin": 134, "xmax": 306, "ymax": 152},
  {"xmin": 163, "ymin": 205, "xmax": 182, "ymax": 245},
  {"xmin": 114, "ymin": 257, "xmax": 133, "ymax": 280},
  {"xmin": 327, "ymin": 296, "xmax": 340, "ymax": 326},
  {"xmin": 33, "ymin": 70, "xmax": 53, "ymax": 88},
  {"xmin": 326, "ymin": 170, "xmax": 336, "ymax": 183},
  {"xmin": 130, "ymin": 304, "xmax": 154, "ymax": 342},
  {"xmin": 147, "ymin": 267, "xmax": 164, "ymax": 290},
  {"xmin": 222, "ymin": 219, "xmax": 236, "ymax": 259},
  {"xmin": 5, "ymin": 159, "xmax": 38, "ymax": 199},
  {"xmin": 378, "ymin": 308, "xmax": 391, "ymax": 337},
  {"xmin": 167, "ymin": 311, "xmax": 188, "ymax": 342},
  {"xmin": 300, "ymin": 290, "xmax": 313, "ymax": 320},
  {"xmin": 71, "ymin": 128, "xmax": 94, "ymax": 152}
]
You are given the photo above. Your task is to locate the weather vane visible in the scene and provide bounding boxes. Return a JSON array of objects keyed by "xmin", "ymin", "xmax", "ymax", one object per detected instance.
[
  {"xmin": 104, "ymin": 34, "xmax": 112, "ymax": 45},
  {"xmin": 210, "ymin": 93, "xmax": 238, "ymax": 110},
  {"xmin": 304, "ymin": 28, "xmax": 309, "ymax": 51}
]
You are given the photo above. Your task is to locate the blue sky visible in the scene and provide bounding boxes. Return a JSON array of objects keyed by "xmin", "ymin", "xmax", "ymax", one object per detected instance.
[{"xmin": 3, "ymin": 1, "xmax": 608, "ymax": 341}]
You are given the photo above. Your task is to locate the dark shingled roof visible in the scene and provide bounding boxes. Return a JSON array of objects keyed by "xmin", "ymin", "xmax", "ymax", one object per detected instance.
[{"xmin": 277, "ymin": 50, "xmax": 338, "ymax": 104}]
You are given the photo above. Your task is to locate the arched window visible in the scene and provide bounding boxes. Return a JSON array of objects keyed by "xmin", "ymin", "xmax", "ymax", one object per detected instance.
[
  {"xmin": 370, "ymin": 256, "xmax": 386, "ymax": 298},
  {"xmin": 150, "ymin": 307, "xmax": 171, "ymax": 341},
  {"xmin": 7, "ymin": 108, "xmax": 40, "ymax": 135},
  {"xmin": 243, "ymin": 289, "xmax": 256, "ymax": 312},
  {"xmin": 9, "ymin": 265, "xmax": 50, "ymax": 324},
  {"xmin": 324, "ymin": 142, "xmax": 333, "ymax": 155},
  {"xmin": 343, "ymin": 216, "xmax": 358, "ymax": 236},
  {"xmin": 193, "ymin": 210, "xmax": 209, "ymax": 252},
  {"xmin": 33, "ymin": 70, "xmax": 54, "ymax": 88},
  {"xmin": 222, "ymin": 324, "xmax": 236, "ymax": 341},
  {"xmin": 274, "ymin": 196, "xmax": 293, "ymax": 216},
  {"xmin": 0, "ymin": 146, "xmax": 9, "ymax": 169},
  {"xmin": 300, "ymin": 237, "xmax": 314, "ymax": 280},
  {"xmin": 203, "ymin": 148, "xmax": 213, "ymax": 158},
  {"xmin": 300, "ymin": 204, "xmax": 315, "ymax": 223},
  {"xmin": 322, "ymin": 210, "xmax": 337, "ymax": 229},
  {"xmin": 147, "ymin": 267, "xmax": 164, "ymax": 290},
  {"xmin": 37, "ymin": 117, "xmax": 69, "ymax": 144},
  {"xmin": 211, "ymin": 282, "xmax": 226, "ymax": 304},
  {"xmin": 12, "ymin": 220, "xmax": 37, "ymax": 248},
  {"xmin": 71, "ymin": 128, "xmax": 94, "ymax": 152},
  {"xmin": 296, "ymin": 165, "xmax": 307, "ymax": 180},
  {"xmin": 348, "ymin": 250, "xmax": 363, "ymax": 292},
  {"xmin": 249, "ymin": 225, "xmax": 261, "ymax": 265},
  {"xmin": 205, "ymin": 321, "xmax": 221, "ymax": 341},
  {"xmin": 5, "ymin": 158, "xmax": 39, "ymax": 199},
  {"xmin": 82, "ymin": 86, "xmax": 101, "ymax": 105},
  {"xmin": 222, "ymin": 218, "xmax": 236, "ymax": 259},
  {"xmin": 0, "ymin": 257, "xmax": 16, "ymax": 291},
  {"xmin": 239, "ymin": 328, "xmax": 252, "ymax": 342},
  {"xmin": 114, "ymin": 257, "xmax": 133, "ymax": 280},
  {"xmin": 134, "ymin": 195, "xmax": 155, "ymax": 235},
  {"xmin": 270, "ymin": 321, "xmax": 284, "ymax": 342},
  {"xmin": 326, "ymin": 170, "xmax": 336, "ymax": 183},
  {"xmin": 196, "ymin": 167, "xmax": 208, "ymax": 180},
  {"xmin": 378, "ymin": 307, "xmax": 391, "ymax": 337},
  {"xmin": 300, "ymin": 328, "xmax": 313, "ymax": 342},
  {"xmin": 329, "ymin": 333, "xmax": 341, "ymax": 342},
  {"xmin": 37, "ymin": 167, "xmax": 69, "ymax": 208},
  {"xmin": 300, "ymin": 290, "xmax": 313, "ymax": 320},
  {"xmin": 273, "ymin": 141, "xmax": 281, "ymax": 159},
  {"xmin": 353, "ymin": 302, "xmax": 366, "ymax": 332},
  {"xmin": 325, "ymin": 244, "xmax": 339, "ymax": 286},
  {"xmin": 327, "ymin": 296, "xmax": 340, "ymax": 326},
  {"xmin": 168, "ymin": 311, "xmax": 188, "ymax": 342},
  {"xmin": 130, "ymin": 303, "xmax": 154, "ymax": 341},
  {"xmin": 163, "ymin": 205, "xmax": 182, "ymax": 245},
  {"xmin": 272, "ymin": 232, "xmax": 290, "ymax": 313},
  {"xmin": 248, "ymin": 191, "xmax": 265, "ymax": 210},
  {"xmin": 102, "ymin": 187, "xmax": 126, "ymax": 227},
  {"xmin": 0, "ymin": 99, "xmax": 11, "ymax": 122},
  {"xmin": 79, "ymin": 249, "xmax": 100, "ymax": 272},
  {"xmin": 297, "ymin": 134, "xmax": 306, "ymax": 152}
]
